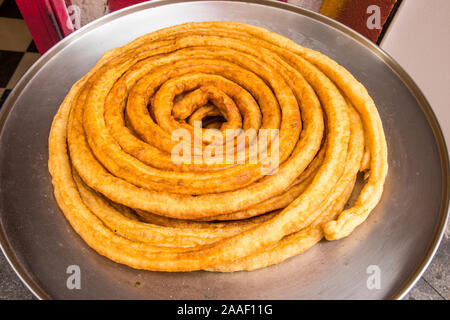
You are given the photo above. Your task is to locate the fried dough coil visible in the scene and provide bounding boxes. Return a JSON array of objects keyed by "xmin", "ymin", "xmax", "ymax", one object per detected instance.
[{"xmin": 48, "ymin": 22, "xmax": 387, "ymax": 271}]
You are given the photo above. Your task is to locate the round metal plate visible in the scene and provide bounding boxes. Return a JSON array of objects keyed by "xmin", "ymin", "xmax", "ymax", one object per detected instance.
[{"xmin": 0, "ymin": 0, "xmax": 448, "ymax": 300}]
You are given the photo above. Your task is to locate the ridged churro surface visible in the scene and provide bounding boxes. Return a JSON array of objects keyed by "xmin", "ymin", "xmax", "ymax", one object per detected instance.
[{"xmin": 48, "ymin": 21, "xmax": 388, "ymax": 272}]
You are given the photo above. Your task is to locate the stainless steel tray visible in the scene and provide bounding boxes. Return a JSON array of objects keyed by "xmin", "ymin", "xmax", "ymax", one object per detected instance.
[{"xmin": 0, "ymin": 0, "xmax": 448, "ymax": 300}]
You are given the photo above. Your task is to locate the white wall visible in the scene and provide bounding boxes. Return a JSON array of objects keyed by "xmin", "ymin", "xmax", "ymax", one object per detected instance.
[{"xmin": 381, "ymin": 0, "xmax": 450, "ymax": 149}]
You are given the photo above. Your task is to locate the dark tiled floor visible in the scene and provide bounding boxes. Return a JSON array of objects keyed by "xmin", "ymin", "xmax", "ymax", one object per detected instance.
[
  {"xmin": 0, "ymin": 0, "xmax": 447, "ymax": 300},
  {"xmin": 0, "ymin": 0, "xmax": 40, "ymax": 95},
  {"xmin": 0, "ymin": 88, "xmax": 11, "ymax": 107},
  {"xmin": 0, "ymin": 50, "xmax": 23, "ymax": 87},
  {"xmin": 0, "ymin": 0, "xmax": 22, "ymax": 18}
]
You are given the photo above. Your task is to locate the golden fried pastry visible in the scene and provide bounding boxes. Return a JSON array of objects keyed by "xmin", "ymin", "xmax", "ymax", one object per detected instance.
[{"xmin": 48, "ymin": 21, "xmax": 388, "ymax": 271}]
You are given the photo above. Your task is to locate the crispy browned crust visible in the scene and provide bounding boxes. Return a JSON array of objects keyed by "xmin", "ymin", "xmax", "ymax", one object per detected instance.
[{"xmin": 48, "ymin": 21, "xmax": 387, "ymax": 272}]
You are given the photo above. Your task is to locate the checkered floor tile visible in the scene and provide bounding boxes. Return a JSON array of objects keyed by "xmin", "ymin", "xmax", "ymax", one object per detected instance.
[{"xmin": 0, "ymin": 0, "xmax": 40, "ymax": 110}]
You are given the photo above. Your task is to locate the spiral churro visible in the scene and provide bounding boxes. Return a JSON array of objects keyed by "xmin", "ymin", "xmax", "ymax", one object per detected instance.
[{"xmin": 48, "ymin": 21, "xmax": 387, "ymax": 271}]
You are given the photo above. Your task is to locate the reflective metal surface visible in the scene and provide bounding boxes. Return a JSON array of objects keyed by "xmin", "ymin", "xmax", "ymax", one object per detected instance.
[{"xmin": 0, "ymin": 0, "xmax": 448, "ymax": 300}]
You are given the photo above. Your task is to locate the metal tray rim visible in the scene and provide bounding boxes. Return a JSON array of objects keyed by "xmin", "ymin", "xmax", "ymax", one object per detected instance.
[{"xmin": 0, "ymin": 0, "xmax": 448, "ymax": 300}]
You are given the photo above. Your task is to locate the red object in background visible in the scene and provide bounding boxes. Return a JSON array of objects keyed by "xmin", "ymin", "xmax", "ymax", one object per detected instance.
[
  {"xmin": 16, "ymin": 0, "xmax": 80, "ymax": 53},
  {"xmin": 50, "ymin": 0, "xmax": 74, "ymax": 36},
  {"xmin": 15, "ymin": 0, "xmax": 62, "ymax": 53},
  {"xmin": 16, "ymin": 0, "xmax": 151, "ymax": 54},
  {"xmin": 109, "ymin": 0, "xmax": 148, "ymax": 12},
  {"xmin": 15, "ymin": 0, "xmax": 398, "ymax": 54},
  {"xmin": 337, "ymin": 0, "xmax": 397, "ymax": 43}
]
